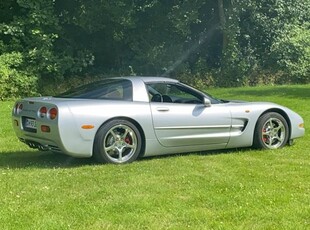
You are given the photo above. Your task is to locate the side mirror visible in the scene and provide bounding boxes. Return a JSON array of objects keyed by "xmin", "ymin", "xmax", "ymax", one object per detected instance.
[{"xmin": 203, "ymin": 97, "xmax": 211, "ymax": 107}]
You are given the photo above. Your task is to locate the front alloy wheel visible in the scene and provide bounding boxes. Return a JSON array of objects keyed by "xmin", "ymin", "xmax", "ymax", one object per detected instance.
[{"xmin": 254, "ymin": 112, "xmax": 289, "ymax": 149}]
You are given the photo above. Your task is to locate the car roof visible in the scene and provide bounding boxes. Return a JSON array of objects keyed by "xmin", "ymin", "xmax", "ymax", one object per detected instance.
[{"xmin": 117, "ymin": 76, "xmax": 179, "ymax": 84}]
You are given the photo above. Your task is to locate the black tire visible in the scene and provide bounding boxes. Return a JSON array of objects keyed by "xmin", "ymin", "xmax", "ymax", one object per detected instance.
[
  {"xmin": 93, "ymin": 119, "xmax": 142, "ymax": 164},
  {"xmin": 253, "ymin": 112, "xmax": 289, "ymax": 149}
]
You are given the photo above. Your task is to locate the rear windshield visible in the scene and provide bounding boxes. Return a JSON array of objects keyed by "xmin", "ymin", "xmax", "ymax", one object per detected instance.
[{"xmin": 55, "ymin": 79, "xmax": 133, "ymax": 101}]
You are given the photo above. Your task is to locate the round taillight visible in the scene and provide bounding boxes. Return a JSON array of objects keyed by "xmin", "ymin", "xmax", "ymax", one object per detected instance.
[
  {"xmin": 48, "ymin": 108, "xmax": 58, "ymax": 120},
  {"xmin": 15, "ymin": 103, "xmax": 23, "ymax": 114},
  {"xmin": 38, "ymin": 106, "xmax": 47, "ymax": 118},
  {"xmin": 15, "ymin": 103, "xmax": 19, "ymax": 113}
]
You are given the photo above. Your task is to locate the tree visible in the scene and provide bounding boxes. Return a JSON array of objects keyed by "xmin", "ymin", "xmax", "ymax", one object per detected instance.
[{"xmin": 1, "ymin": 0, "xmax": 309, "ymax": 99}]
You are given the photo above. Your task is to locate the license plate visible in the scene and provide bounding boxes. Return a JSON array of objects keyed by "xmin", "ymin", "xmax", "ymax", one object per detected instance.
[{"xmin": 25, "ymin": 118, "xmax": 37, "ymax": 129}]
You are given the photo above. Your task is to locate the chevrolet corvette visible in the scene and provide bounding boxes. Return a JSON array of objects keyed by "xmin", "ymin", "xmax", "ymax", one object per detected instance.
[{"xmin": 12, "ymin": 77, "xmax": 305, "ymax": 163}]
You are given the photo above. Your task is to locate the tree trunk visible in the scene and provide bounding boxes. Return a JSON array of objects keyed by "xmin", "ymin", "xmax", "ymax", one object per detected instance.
[{"xmin": 218, "ymin": 0, "xmax": 228, "ymax": 55}]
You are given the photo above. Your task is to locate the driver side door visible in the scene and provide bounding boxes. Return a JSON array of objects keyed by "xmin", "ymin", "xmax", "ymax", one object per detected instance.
[{"xmin": 148, "ymin": 83, "xmax": 232, "ymax": 148}]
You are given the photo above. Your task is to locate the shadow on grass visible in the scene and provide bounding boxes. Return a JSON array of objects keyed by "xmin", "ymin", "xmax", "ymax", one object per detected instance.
[
  {"xmin": 0, "ymin": 148, "xmax": 250, "ymax": 169},
  {"xmin": 0, "ymin": 151, "xmax": 96, "ymax": 169},
  {"xmin": 139, "ymin": 147, "xmax": 250, "ymax": 163}
]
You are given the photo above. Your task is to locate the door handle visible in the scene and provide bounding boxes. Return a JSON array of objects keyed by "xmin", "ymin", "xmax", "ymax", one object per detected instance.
[{"xmin": 156, "ymin": 107, "xmax": 169, "ymax": 112}]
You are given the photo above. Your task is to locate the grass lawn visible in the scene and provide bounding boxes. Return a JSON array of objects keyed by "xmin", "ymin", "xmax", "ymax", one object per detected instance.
[{"xmin": 0, "ymin": 85, "xmax": 309, "ymax": 229}]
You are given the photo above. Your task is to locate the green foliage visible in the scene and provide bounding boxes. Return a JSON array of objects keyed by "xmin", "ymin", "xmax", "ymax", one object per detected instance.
[
  {"xmin": 0, "ymin": 0, "xmax": 95, "ymax": 83},
  {"xmin": 271, "ymin": 24, "xmax": 310, "ymax": 83},
  {"xmin": 0, "ymin": 52, "xmax": 38, "ymax": 100},
  {"xmin": 233, "ymin": 0, "xmax": 310, "ymax": 85},
  {"xmin": 0, "ymin": 0, "xmax": 309, "ymax": 98}
]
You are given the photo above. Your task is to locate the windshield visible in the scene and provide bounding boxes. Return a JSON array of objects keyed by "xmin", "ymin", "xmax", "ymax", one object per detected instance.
[{"xmin": 55, "ymin": 79, "xmax": 133, "ymax": 101}]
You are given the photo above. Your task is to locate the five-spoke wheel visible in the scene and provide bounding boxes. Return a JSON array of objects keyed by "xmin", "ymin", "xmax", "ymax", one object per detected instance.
[
  {"xmin": 254, "ymin": 112, "xmax": 289, "ymax": 149},
  {"xmin": 93, "ymin": 120, "xmax": 142, "ymax": 164}
]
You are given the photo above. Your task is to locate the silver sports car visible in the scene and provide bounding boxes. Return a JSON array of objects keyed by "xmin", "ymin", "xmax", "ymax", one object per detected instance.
[{"xmin": 12, "ymin": 77, "xmax": 305, "ymax": 164}]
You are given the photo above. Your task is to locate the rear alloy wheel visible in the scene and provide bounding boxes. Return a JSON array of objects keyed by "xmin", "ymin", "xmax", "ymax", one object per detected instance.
[
  {"xmin": 254, "ymin": 112, "xmax": 289, "ymax": 149},
  {"xmin": 94, "ymin": 120, "xmax": 142, "ymax": 164}
]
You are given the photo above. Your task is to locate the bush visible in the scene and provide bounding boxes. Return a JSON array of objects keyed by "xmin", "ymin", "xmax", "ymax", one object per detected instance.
[
  {"xmin": 0, "ymin": 52, "xmax": 38, "ymax": 100},
  {"xmin": 271, "ymin": 24, "xmax": 310, "ymax": 83}
]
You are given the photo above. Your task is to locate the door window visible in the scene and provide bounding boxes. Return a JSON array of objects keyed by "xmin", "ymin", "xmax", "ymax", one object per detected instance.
[{"xmin": 147, "ymin": 83, "xmax": 203, "ymax": 104}]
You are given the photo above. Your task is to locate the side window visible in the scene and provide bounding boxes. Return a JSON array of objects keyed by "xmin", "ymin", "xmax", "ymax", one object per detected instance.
[
  {"xmin": 147, "ymin": 83, "xmax": 202, "ymax": 104},
  {"xmin": 97, "ymin": 81, "xmax": 132, "ymax": 101},
  {"xmin": 100, "ymin": 84, "xmax": 123, "ymax": 99},
  {"xmin": 57, "ymin": 79, "xmax": 133, "ymax": 101}
]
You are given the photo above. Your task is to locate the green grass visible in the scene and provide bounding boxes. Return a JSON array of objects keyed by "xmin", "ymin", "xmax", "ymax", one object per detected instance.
[{"xmin": 0, "ymin": 85, "xmax": 309, "ymax": 229}]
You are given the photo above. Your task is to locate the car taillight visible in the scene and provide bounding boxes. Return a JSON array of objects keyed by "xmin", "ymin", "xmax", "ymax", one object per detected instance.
[
  {"xmin": 14, "ymin": 103, "xmax": 19, "ymax": 113},
  {"xmin": 38, "ymin": 106, "xmax": 47, "ymax": 118},
  {"xmin": 15, "ymin": 103, "xmax": 23, "ymax": 114},
  {"xmin": 48, "ymin": 108, "xmax": 58, "ymax": 120}
]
